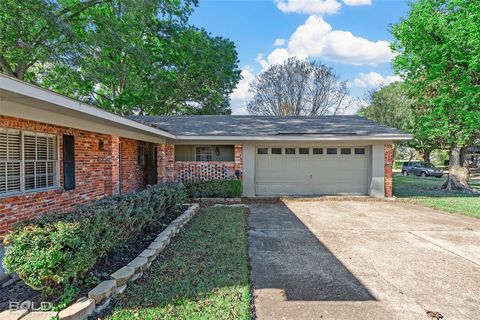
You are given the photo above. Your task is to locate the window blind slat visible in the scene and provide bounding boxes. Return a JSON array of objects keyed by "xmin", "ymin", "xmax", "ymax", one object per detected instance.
[{"xmin": 1, "ymin": 129, "xmax": 59, "ymax": 195}]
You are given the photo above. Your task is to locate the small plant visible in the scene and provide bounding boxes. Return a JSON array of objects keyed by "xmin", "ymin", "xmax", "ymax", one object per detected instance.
[
  {"xmin": 2, "ymin": 183, "xmax": 187, "ymax": 294},
  {"xmin": 185, "ymin": 179, "xmax": 242, "ymax": 198}
]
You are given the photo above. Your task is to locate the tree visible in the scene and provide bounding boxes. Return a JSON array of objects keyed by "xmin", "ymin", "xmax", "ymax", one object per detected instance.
[
  {"xmin": 247, "ymin": 57, "xmax": 352, "ymax": 116},
  {"xmin": 391, "ymin": 0, "xmax": 480, "ymax": 192},
  {"xmin": 358, "ymin": 82, "xmax": 435, "ymax": 162},
  {"xmin": 0, "ymin": 0, "xmax": 87, "ymax": 80},
  {"xmin": 359, "ymin": 83, "xmax": 413, "ymax": 132},
  {"xmin": 0, "ymin": 0, "xmax": 241, "ymax": 115}
]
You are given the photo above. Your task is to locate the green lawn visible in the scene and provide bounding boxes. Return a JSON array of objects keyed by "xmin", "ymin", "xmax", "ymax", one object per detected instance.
[
  {"xmin": 105, "ymin": 207, "xmax": 251, "ymax": 320},
  {"xmin": 393, "ymin": 175, "xmax": 480, "ymax": 218}
]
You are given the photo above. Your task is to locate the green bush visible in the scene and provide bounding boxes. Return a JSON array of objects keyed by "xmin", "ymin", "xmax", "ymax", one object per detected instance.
[
  {"xmin": 2, "ymin": 183, "xmax": 186, "ymax": 293},
  {"xmin": 185, "ymin": 179, "xmax": 242, "ymax": 198}
]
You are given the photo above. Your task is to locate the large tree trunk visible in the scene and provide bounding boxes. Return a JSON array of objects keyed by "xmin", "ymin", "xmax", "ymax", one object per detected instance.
[
  {"xmin": 442, "ymin": 146, "xmax": 475, "ymax": 193},
  {"xmin": 423, "ymin": 149, "xmax": 431, "ymax": 163}
]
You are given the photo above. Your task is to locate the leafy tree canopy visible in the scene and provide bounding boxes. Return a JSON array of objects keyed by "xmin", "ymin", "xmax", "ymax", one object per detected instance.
[
  {"xmin": 0, "ymin": 0, "xmax": 241, "ymax": 115},
  {"xmin": 391, "ymin": 0, "xmax": 480, "ymax": 148},
  {"xmin": 359, "ymin": 82, "xmax": 413, "ymax": 132},
  {"xmin": 358, "ymin": 82, "xmax": 434, "ymax": 161},
  {"xmin": 391, "ymin": 0, "xmax": 480, "ymax": 190}
]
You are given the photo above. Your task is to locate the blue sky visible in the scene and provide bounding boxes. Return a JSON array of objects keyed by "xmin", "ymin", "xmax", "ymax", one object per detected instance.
[{"xmin": 190, "ymin": 0, "xmax": 410, "ymax": 114}]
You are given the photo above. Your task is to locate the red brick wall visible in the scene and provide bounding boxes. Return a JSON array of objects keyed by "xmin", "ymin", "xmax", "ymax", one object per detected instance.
[
  {"xmin": 119, "ymin": 138, "xmax": 148, "ymax": 194},
  {"xmin": 157, "ymin": 144, "xmax": 175, "ymax": 183},
  {"xmin": 234, "ymin": 144, "xmax": 243, "ymax": 175},
  {"xmin": 384, "ymin": 144, "xmax": 393, "ymax": 197},
  {"xmin": 0, "ymin": 116, "xmax": 148, "ymax": 236}
]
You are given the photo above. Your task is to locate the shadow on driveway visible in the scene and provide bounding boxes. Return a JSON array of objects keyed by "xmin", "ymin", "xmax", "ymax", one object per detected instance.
[{"xmin": 248, "ymin": 202, "xmax": 375, "ymax": 302}]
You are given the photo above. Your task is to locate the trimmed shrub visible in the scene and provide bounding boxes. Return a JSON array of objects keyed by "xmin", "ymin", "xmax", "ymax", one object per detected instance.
[
  {"xmin": 2, "ymin": 183, "xmax": 186, "ymax": 293},
  {"xmin": 185, "ymin": 179, "xmax": 242, "ymax": 198}
]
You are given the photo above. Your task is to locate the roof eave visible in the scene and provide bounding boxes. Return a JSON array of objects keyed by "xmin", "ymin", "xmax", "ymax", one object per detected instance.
[
  {"xmin": 0, "ymin": 74, "xmax": 175, "ymax": 139},
  {"xmin": 173, "ymin": 134, "xmax": 413, "ymax": 141}
]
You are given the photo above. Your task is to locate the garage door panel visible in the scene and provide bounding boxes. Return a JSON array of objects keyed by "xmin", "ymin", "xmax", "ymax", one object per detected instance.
[
  {"xmin": 256, "ymin": 157, "xmax": 311, "ymax": 182},
  {"xmin": 255, "ymin": 147, "xmax": 369, "ymax": 196},
  {"xmin": 255, "ymin": 182, "xmax": 314, "ymax": 196}
]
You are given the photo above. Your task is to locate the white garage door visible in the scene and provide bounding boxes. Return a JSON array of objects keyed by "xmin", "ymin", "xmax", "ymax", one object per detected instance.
[{"xmin": 255, "ymin": 146, "xmax": 369, "ymax": 196}]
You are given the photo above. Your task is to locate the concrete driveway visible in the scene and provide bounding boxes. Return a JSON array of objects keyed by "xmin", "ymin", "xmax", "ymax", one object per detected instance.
[{"xmin": 248, "ymin": 200, "xmax": 480, "ymax": 320}]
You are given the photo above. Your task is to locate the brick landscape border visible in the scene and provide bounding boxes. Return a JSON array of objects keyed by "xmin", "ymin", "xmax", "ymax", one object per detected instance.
[{"xmin": 0, "ymin": 203, "xmax": 200, "ymax": 320}]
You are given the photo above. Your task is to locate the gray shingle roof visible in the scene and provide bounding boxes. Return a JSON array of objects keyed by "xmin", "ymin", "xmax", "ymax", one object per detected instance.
[{"xmin": 128, "ymin": 115, "xmax": 410, "ymax": 137}]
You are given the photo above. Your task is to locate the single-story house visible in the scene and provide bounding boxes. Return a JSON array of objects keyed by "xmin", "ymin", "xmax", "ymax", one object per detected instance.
[{"xmin": 0, "ymin": 74, "xmax": 411, "ymax": 236}]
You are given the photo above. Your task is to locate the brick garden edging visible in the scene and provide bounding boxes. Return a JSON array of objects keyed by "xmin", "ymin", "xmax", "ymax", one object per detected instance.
[{"xmin": 0, "ymin": 203, "xmax": 200, "ymax": 320}]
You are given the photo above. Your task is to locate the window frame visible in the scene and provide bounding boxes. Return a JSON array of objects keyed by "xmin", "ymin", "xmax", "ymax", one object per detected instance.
[
  {"xmin": 271, "ymin": 147, "xmax": 282, "ymax": 155},
  {"xmin": 326, "ymin": 148, "xmax": 338, "ymax": 155},
  {"xmin": 0, "ymin": 128, "xmax": 60, "ymax": 197},
  {"xmin": 257, "ymin": 147, "xmax": 268, "ymax": 155},
  {"xmin": 137, "ymin": 144, "xmax": 145, "ymax": 166},
  {"xmin": 299, "ymin": 147, "xmax": 310, "ymax": 155},
  {"xmin": 195, "ymin": 146, "xmax": 213, "ymax": 161},
  {"xmin": 354, "ymin": 147, "xmax": 366, "ymax": 155},
  {"xmin": 285, "ymin": 148, "xmax": 296, "ymax": 155}
]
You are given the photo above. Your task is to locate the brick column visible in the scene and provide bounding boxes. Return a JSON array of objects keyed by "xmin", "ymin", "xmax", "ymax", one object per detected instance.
[
  {"xmin": 384, "ymin": 144, "xmax": 393, "ymax": 197},
  {"xmin": 105, "ymin": 135, "xmax": 120, "ymax": 196},
  {"xmin": 158, "ymin": 144, "xmax": 175, "ymax": 182},
  {"xmin": 234, "ymin": 144, "xmax": 243, "ymax": 179}
]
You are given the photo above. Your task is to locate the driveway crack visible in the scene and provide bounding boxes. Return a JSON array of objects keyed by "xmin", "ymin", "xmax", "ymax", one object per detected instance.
[{"xmin": 408, "ymin": 232, "xmax": 480, "ymax": 268}]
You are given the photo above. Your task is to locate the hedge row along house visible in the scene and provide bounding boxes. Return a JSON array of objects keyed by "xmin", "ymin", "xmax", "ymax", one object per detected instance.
[{"xmin": 0, "ymin": 74, "xmax": 411, "ymax": 236}]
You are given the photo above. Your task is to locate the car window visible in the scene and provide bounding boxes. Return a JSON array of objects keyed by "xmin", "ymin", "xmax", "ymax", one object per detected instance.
[{"xmin": 425, "ymin": 163, "xmax": 434, "ymax": 168}]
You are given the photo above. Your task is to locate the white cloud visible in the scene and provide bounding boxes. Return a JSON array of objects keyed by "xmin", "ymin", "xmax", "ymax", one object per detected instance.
[
  {"xmin": 275, "ymin": 0, "xmax": 341, "ymax": 15},
  {"xmin": 353, "ymin": 72, "xmax": 402, "ymax": 88},
  {"xmin": 230, "ymin": 67, "xmax": 256, "ymax": 115},
  {"xmin": 274, "ymin": 0, "xmax": 371, "ymax": 15},
  {"xmin": 257, "ymin": 49, "xmax": 291, "ymax": 71},
  {"xmin": 273, "ymin": 38, "xmax": 287, "ymax": 46},
  {"xmin": 258, "ymin": 16, "xmax": 395, "ymax": 69},
  {"xmin": 342, "ymin": 0, "xmax": 371, "ymax": 6}
]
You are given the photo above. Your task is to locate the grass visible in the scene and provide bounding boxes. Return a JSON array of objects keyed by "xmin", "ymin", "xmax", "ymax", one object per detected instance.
[
  {"xmin": 105, "ymin": 207, "xmax": 251, "ymax": 320},
  {"xmin": 393, "ymin": 175, "xmax": 480, "ymax": 218}
]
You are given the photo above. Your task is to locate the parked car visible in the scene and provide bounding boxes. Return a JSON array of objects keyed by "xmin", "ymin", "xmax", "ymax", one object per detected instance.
[{"xmin": 402, "ymin": 162, "xmax": 443, "ymax": 178}]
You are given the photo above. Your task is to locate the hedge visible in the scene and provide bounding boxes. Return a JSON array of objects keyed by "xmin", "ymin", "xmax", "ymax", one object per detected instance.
[
  {"xmin": 185, "ymin": 179, "xmax": 242, "ymax": 198},
  {"xmin": 2, "ymin": 183, "xmax": 186, "ymax": 293}
]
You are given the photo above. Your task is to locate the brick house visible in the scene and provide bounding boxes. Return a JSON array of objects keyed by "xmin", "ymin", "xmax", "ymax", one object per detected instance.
[{"xmin": 0, "ymin": 74, "xmax": 411, "ymax": 236}]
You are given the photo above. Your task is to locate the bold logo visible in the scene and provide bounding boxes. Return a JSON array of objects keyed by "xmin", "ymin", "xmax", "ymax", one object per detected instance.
[{"xmin": 9, "ymin": 300, "xmax": 53, "ymax": 311}]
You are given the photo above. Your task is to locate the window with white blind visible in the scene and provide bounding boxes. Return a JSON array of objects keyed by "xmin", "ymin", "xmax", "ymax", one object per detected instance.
[
  {"xmin": 0, "ymin": 129, "xmax": 59, "ymax": 196},
  {"xmin": 195, "ymin": 146, "xmax": 213, "ymax": 161}
]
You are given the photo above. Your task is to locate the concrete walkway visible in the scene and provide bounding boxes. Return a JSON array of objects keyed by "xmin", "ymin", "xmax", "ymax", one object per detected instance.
[{"xmin": 248, "ymin": 200, "xmax": 480, "ymax": 320}]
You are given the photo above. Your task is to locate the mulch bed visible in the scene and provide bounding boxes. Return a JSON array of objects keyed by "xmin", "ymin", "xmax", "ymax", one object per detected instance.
[{"xmin": 0, "ymin": 207, "xmax": 187, "ymax": 311}]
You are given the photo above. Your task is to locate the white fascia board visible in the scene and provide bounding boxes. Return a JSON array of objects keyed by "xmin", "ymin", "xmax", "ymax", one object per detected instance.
[
  {"xmin": 173, "ymin": 134, "xmax": 413, "ymax": 142},
  {"xmin": 0, "ymin": 74, "xmax": 175, "ymax": 139}
]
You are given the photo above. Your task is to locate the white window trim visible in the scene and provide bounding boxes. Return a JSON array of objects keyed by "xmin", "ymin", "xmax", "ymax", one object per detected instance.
[
  {"xmin": 195, "ymin": 146, "xmax": 213, "ymax": 162},
  {"xmin": 0, "ymin": 128, "xmax": 60, "ymax": 197},
  {"xmin": 137, "ymin": 144, "xmax": 145, "ymax": 166}
]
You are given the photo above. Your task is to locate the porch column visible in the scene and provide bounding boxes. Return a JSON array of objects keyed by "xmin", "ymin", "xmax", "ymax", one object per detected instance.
[
  {"xmin": 369, "ymin": 143, "xmax": 386, "ymax": 198},
  {"xmin": 158, "ymin": 144, "xmax": 175, "ymax": 182},
  {"xmin": 242, "ymin": 143, "xmax": 255, "ymax": 197},
  {"xmin": 234, "ymin": 144, "xmax": 243, "ymax": 177},
  {"xmin": 105, "ymin": 135, "xmax": 120, "ymax": 196},
  {"xmin": 384, "ymin": 144, "xmax": 394, "ymax": 197}
]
